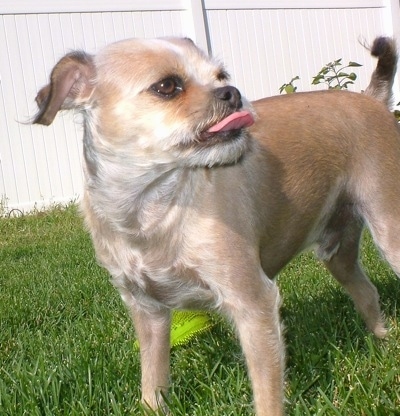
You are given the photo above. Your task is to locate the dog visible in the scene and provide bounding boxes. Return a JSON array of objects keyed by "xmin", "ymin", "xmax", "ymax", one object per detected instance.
[{"xmin": 33, "ymin": 36, "xmax": 398, "ymax": 415}]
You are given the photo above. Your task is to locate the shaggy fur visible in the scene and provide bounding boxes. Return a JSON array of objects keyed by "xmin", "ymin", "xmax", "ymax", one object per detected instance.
[
  {"xmin": 33, "ymin": 36, "xmax": 398, "ymax": 415},
  {"xmin": 364, "ymin": 36, "xmax": 397, "ymax": 107}
]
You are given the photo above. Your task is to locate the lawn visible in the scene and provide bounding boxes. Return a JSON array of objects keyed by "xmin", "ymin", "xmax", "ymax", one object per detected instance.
[{"xmin": 0, "ymin": 204, "xmax": 399, "ymax": 415}]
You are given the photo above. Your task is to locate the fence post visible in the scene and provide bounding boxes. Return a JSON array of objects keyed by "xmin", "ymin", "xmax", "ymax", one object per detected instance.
[{"xmin": 184, "ymin": 0, "xmax": 211, "ymax": 54}]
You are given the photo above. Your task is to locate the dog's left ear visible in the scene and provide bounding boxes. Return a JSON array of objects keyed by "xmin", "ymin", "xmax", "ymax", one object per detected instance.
[{"xmin": 34, "ymin": 51, "xmax": 96, "ymax": 126}]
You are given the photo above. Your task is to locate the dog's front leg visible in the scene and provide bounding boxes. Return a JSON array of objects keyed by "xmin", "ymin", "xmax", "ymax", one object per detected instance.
[
  {"xmin": 128, "ymin": 300, "xmax": 171, "ymax": 411},
  {"xmin": 226, "ymin": 270, "xmax": 284, "ymax": 416}
]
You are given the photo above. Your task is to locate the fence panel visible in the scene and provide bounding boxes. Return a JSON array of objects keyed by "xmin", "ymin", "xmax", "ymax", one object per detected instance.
[
  {"xmin": 0, "ymin": 0, "xmax": 398, "ymax": 211},
  {"xmin": 205, "ymin": 1, "xmax": 395, "ymax": 99}
]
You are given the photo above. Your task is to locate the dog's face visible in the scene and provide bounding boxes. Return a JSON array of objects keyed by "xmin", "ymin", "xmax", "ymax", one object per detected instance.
[{"xmin": 34, "ymin": 37, "xmax": 254, "ymax": 168}]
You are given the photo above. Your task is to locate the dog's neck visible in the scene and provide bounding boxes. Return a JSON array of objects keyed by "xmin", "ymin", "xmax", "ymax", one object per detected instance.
[{"xmin": 82, "ymin": 127, "xmax": 199, "ymax": 238}]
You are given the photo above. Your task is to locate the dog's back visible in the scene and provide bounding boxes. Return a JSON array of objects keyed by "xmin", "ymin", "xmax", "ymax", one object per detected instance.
[{"xmin": 249, "ymin": 41, "xmax": 400, "ymax": 343}]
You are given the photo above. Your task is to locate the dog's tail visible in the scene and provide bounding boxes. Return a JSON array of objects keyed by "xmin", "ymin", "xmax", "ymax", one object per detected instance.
[{"xmin": 364, "ymin": 36, "xmax": 398, "ymax": 108}]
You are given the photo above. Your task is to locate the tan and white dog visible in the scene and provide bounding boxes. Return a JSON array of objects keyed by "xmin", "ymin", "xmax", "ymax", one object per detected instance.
[{"xmin": 33, "ymin": 37, "xmax": 398, "ymax": 415}]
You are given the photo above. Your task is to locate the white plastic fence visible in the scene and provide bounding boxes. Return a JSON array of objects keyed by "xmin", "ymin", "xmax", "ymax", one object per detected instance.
[{"xmin": 1, "ymin": 0, "xmax": 399, "ymax": 212}]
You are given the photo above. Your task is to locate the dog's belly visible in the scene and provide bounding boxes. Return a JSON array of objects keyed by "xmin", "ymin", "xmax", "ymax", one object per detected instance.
[{"xmin": 259, "ymin": 199, "xmax": 358, "ymax": 277}]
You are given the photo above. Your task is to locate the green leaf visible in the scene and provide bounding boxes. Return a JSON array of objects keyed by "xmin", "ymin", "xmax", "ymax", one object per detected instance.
[
  {"xmin": 348, "ymin": 61, "xmax": 362, "ymax": 67},
  {"xmin": 312, "ymin": 74, "xmax": 325, "ymax": 84},
  {"xmin": 279, "ymin": 76, "xmax": 300, "ymax": 94},
  {"xmin": 341, "ymin": 81, "xmax": 355, "ymax": 89},
  {"xmin": 348, "ymin": 72, "xmax": 357, "ymax": 81},
  {"xmin": 285, "ymin": 84, "xmax": 296, "ymax": 94}
]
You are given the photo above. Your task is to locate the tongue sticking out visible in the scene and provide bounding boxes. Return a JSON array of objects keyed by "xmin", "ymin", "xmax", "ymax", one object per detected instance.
[{"xmin": 207, "ymin": 111, "xmax": 254, "ymax": 133}]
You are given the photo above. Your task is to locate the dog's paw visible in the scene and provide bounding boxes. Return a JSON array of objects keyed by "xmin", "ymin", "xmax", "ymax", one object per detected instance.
[{"xmin": 371, "ymin": 321, "xmax": 389, "ymax": 339}]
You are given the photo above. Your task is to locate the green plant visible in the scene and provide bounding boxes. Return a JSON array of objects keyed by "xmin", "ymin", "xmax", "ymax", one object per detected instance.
[
  {"xmin": 394, "ymin": 103, "xmax": 400, "ymax": 122},
  {"xmin": 279, "ymin": 76, "xmax": 300, "ymax": 94},
  {"xmin": 0, "ymin": 195, "xmax": 8, "ymax": 216},
  {"xmin": 279, "ymin": 59, "xmax": 362, "ymax": 94},
  {"xmin": 312, "ymin": 59, "xmax": 362, "ymax": 90}
]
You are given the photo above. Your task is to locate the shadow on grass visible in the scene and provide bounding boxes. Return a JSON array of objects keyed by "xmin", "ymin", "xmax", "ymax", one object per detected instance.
[{"xmin": 278, "ymin": 241, "xmax": 399, "ymax": 414}]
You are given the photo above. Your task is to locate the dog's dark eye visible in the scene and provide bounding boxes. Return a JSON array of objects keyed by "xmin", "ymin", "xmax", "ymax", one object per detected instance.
[
  {"xmin": 151, "ymin": 77, "xmax": 183, "ymax": 98},
  {"xmin": 217, "ymin": 70, "xmax": 230, "ymax": 82}
]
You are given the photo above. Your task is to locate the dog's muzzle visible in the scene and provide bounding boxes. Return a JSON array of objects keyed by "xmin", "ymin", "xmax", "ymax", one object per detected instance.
[
  {"xmin": 213, "ymin": 86, "xmax": 243, "ymax": 110},
  {"xmin": 198, "ymin": 86, "xmax": 254, "ymax": 142}
]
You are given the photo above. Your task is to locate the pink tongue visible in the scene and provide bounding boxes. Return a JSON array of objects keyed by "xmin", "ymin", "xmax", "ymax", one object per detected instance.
[{"xmin": 207, "ymin": 111, "xmax": 254, "ymax": 133}]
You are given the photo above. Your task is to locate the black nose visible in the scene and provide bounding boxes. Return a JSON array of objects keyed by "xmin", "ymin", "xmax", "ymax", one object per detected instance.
[{"xmin": 213, "ymin": 86, "xmax": 243, "ymax": 110}]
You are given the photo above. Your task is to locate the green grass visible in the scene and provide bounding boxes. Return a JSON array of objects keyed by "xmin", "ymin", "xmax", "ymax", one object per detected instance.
[{"xmin": 0, "ymin": 204, "xmax": 399, "ymax": 415}]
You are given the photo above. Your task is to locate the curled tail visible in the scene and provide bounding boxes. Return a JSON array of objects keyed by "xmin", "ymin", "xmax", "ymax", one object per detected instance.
[{"xmin": 364, "ymin": 36, "xmax": 398, "ymax": 108}]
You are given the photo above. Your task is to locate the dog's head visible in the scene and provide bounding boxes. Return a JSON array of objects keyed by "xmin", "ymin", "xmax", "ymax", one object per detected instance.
[{"xmin": 34, "ymin": 37, "xmax": 254, "ymax": 168}]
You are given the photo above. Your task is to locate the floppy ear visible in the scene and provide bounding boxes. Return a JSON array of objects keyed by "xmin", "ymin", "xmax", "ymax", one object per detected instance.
[{"xmin": 33, "ymin": 51, "xmax": 95, "ymax": 126}]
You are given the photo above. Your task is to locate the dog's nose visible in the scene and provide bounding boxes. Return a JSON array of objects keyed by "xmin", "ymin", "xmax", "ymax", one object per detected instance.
[{"xmin": 214, "ymin": 86, "xmax": 243, "ymax": 110}]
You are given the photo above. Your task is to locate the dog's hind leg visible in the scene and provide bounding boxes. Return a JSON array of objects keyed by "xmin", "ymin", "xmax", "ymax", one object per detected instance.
[
  {"xmin": 318, "ymin": 219, "xmax": 387, "ymax": 338},
  {"xmin": 363, "ymin": 207, "xmax": 400, "ymax": 279},
  {"xmin": 354, "ymin": 156, "xmax": 400, "ymax": 303}
]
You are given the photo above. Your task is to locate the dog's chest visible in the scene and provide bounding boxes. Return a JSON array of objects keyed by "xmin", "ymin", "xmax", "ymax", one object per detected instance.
[
  {"xmin": 86, "ymin": 168, "xmax": 225, "ymax": 310},
  {"xmin": 113, "ymin": 246, "xmax": 216, "ymax": 310},
  {"xmin": 139, "ymin": 263, "xmax": 215, "ymax": 309},
  {"xmin": 101, "ymin": 221, "xmax": 217, "ymax": 310}
]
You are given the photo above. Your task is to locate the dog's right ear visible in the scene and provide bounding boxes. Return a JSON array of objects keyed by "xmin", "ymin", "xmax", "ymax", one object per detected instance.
[{"xmin": 33, "ymin": 51, "xmax": 96, "ymax": 126}]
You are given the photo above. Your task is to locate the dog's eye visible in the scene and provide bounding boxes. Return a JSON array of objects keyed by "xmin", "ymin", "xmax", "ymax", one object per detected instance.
[
  {"xmin": 217, "ymin": 70, "xmax": 230, "ymax": 82},
  {"xmin": 151, "ymin": 77, "xmax": 183, "ymax": 98}
]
